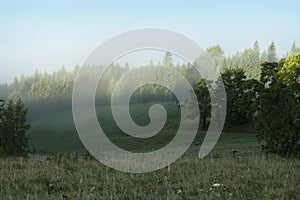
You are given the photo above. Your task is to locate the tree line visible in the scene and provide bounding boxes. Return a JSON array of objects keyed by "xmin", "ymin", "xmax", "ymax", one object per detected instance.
[
  {"xmin": 0, "ymin": 41, "xmax": 299, "ymax": 157},
  {"xmin": 1, "ymin": 41, "xmax": 299, "ymax": 102}
]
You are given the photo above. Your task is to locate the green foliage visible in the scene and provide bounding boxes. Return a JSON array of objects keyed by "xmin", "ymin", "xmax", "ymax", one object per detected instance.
[
  {"xmin": 239, "ymin": 41, "xmax": 261, "ymax": 79},
  {"xmin": 0, "ymin": 42, "xmax": 292, "ymax": 112},
  {"xmin": 253, "ymin": 54, "xmax": 300, "ymax": 157},
  {"xmin": 261, "ymin": 50, "xmax": 267, "ymax": 62},
  {"xmin": 0, "ymin": 45, "xmax": 298, "ymax": 159},
  {"xmin": 193, "ymin": 68, "xmax": 254, "ymax": 129},
  {"xmin": 236, "ymin": 78, "xmax": 260, "ymax": 120},
  {"xmin": 0, "ymin": 99, "xmax": 5, "ymax": 149},
  {"xmin": 206, "ymin": 45, "xmax": 226, "ymax": 70},
  {"xmin": 162, "ymin": 51, "xmax": 174, "ymax": 68},
  {"xmin": 180, "ymin": 63, "xmax": 200, "ymax": 84},
  {"xmin": 194, "ymin": 79, "xmax": 211, "ymax": 128},
  {"xmin": 226, "ymin": 41, "xmax": 263, "ymax": 79},
  {"xmin": 289, "ymin": 42, "xmax": 300, "ymax": 56},
  {"xmin": 0, "ymin": 63, "xmax": 199, "ymax": 119},
  {"xmin": 0, "ymin": 95, "xmax": 30, "ymax": 156},
  {"xmin": 221, "ymin": 68, "xmax": 248, "ymax": 126},
  {"xmin": 267, "ymin": 42, "xmax": 278, "ymax": 62},
  {"xmin": 206, "ymin": 45, "xmax": 224, "ymax": 58}
]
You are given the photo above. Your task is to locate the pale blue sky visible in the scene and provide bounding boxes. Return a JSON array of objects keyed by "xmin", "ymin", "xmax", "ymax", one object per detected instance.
[{"xmin": 0, "ymin": 0, "xmax": 299, "ymax": 83}]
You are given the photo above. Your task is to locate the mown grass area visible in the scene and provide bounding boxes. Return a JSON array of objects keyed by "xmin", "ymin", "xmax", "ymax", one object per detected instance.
[
  {"xmin": 0, "ymin": 154, "xmax": 299, "ymax": 200},
  {"xmin": 28, "ymin": 102, "xmax": 260, "ymax": 155}
]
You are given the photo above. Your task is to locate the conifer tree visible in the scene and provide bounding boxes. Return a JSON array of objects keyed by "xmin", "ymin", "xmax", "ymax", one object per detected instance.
[
  {"xmin": 0, "ymin": 93, "xmax": 30, "ymax": 156},
  {"xmin": 0, "ymin": 99, "xmax": 5, "ymax": 151},
  {"xmin": 267, "ymin": 42, "xmax": 278, "ymax": 62},
  {"xmin": 162, "ymin": 51, "xmax": 174, "ymax": 68},
  {"xmin": 289, "ymin": 42, "xmax": 300, "ymax": 56}
]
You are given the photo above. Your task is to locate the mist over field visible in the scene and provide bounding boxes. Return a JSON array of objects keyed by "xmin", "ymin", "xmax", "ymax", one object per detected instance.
[{"xmin": 0, "ymin": 1, "xmax": 299, "ymax": 199}]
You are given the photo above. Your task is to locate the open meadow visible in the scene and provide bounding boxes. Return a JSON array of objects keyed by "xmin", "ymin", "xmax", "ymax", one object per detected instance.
[{"xmin": 0, "ymin": 102, "xmax": 298, "ymax": 199}]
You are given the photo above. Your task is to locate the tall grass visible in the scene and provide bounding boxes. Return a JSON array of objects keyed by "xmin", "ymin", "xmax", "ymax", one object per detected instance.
[{"xmin": 0, "ymin": 153, "xmax": 299, "ymax": 199}]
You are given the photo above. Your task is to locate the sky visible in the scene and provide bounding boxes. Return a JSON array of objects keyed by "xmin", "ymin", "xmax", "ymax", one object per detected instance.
[{"xmin": 0, "ymin": 0, "xmax": 299, "ymax": 83}]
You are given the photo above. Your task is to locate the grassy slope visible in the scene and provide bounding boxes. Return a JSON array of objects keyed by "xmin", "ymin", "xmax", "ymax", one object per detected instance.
[{"xmin": 28, "ymin": 102, "xmax": 260, "ymax": 155}]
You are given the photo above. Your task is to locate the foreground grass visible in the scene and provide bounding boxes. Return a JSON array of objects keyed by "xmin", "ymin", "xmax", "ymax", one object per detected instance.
[{"xmin": 0, "ymin": 154, "xmax": 299, "ymax": 200}]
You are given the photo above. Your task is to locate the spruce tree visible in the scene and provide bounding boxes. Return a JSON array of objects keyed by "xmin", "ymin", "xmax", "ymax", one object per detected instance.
[
  {"xmin": 0, "ymin": 94, "xmax": 30, "ymax": 156},
  {"xmin": 267, "ymin": 42, "xmax": 278, "ymax": 62},
  {"xmin": 289, "ymin": 42, "xmax": 300, "ymax": 56},
  {"xmin": 206, "ymin": 45, "xmax": 226, "ymax": 71},
  {"xmin": 252, "ymin": 40, "xmax": 261, "ymax": 79},
  {"xmin": 1, "ymin": 98, "xmax": 16, "ymax": 155},
  {"xmin": 162, "ymin": 51, "xmax": 174, "ymax": 68},
  {"xmin": 261, "ymin": 50, "xmax": 267, "ymax": 62},
  {"xmin": 0, "ymin": 99, "xmax": 5, "ymax": 151},
  {"xmin": 14, "ymin": 98, "xmax": 30, "ymax": 155}
]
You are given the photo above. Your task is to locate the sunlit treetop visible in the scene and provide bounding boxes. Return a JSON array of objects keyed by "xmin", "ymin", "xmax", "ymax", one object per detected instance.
[{"xmin": 279, "ymin": 54, "xmax": 300, "ymax": 84}]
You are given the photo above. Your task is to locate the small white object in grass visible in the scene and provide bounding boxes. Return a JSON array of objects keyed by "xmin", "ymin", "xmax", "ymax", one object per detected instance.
[{"xmin": 212, "ymin": 183, "xmax": 222, "ymax": 187}]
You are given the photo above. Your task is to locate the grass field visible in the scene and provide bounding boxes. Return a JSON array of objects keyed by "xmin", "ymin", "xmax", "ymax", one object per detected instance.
[
  {"xmin": 28, "ymin": 102, "xmax": 260, "ymax": 155},
  {"xmin": 1, "ymin": 102, "xmax": 299, "ymax": 199},
  {"xmin": 0, "ymin": 153, "xmax": 299, "ymax": 200}
]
